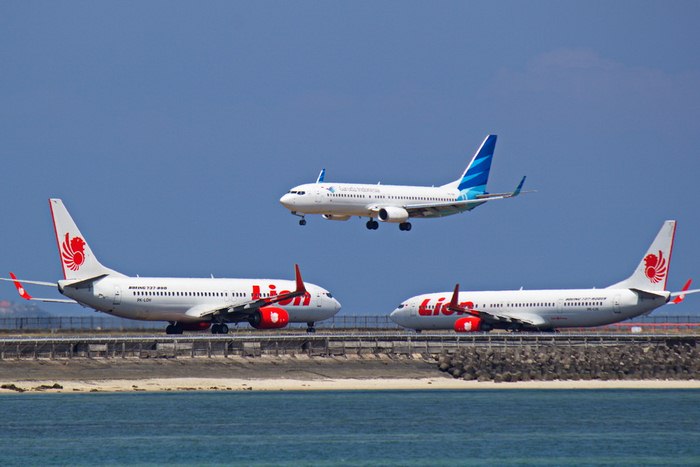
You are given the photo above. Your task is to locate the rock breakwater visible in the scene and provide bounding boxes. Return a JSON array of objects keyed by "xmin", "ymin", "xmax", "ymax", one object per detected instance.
[{"xmin": 438, "ymin": 340, "xmax": 699, "ymax": 382}]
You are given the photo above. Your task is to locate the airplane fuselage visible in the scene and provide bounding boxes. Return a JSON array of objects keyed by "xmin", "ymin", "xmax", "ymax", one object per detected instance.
[
  {"xmin": 59, "ymin": 276, "xmax": 340, "ymax": 324},
  {"xmin": 390, "ymin": 288, "xmax": 670, "ymax": 331},
  {"xmin": 280, "ymin": 182, "xmax": 482, "ymax": 219}
]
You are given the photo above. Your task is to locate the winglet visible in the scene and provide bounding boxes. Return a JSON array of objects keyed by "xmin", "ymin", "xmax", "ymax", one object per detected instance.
[
  {"xmin": 448, "ymin": 283, "xmax": 461, "ymax": 311},
  {"xmin": 294, "ymin": 264, "xmax": 307, "ymax": 295},
  {"xmin": 9, "ymin": 272, "xmax": 32, "ymax": 300},
  {"xmin": 671, "ymin": 279, "xmax": 692, "ymax": 304},
  {"xmin": 316, "ymin": 169, "xmax": 326, "ymax": 184},
  {"xmin": 512, "ymin": 176, "xmax": 526, "ymax": 197}
]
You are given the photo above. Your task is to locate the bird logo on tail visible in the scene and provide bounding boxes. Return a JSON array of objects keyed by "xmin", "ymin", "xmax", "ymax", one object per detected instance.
[
  {"xmin": 644, "ymin": 251, "xmax": 667, "ymax": 284},
  {"xmin": 61, "ymin": 234, "xmax": 86, "ymax": 271}
]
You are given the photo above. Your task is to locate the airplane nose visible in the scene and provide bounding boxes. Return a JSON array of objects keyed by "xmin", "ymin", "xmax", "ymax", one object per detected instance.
[
  {"xmin": 389, "ymin": 308, "xmax": 402, "ymax": 325},
  {"xmin": 333, "ymin": 298, "xmax": 341, "ymax": 313},
  {"xmin": 279, "ymin": 193, "xmax": 294, "ymax": 208}
]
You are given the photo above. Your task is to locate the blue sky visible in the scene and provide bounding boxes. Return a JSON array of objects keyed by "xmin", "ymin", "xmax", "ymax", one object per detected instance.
[{"xmin": 1, "ymin": 1, "xmax": 699, "ymax": 317}]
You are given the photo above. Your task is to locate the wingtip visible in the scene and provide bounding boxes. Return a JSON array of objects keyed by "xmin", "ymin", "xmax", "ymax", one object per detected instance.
[
  {"xmin": 9, "ymin": 272, "xmax": 32, "ymax": 300},
  {"xmin": 294, "ymin": 264, "xmax": 307, "ymax": 294}
]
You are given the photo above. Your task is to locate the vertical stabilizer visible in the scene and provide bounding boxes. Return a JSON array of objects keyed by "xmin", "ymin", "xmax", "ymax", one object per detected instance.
[
  {"xmin": 608, "ymin": 220, "xmax": 676, "ymax": 291},
  {"xmin": 442, "ymin": 134, "xmax": 497, "ymax": 199},
  {"xmin": 49, "ymin": 199, "xmax": 123, "ymax": 280}
]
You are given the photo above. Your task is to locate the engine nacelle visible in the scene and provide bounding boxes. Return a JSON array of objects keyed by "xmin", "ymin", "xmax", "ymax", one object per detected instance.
[
  {"xmin": 250, "ymin": 307, "xmax": 290, "ymax": 329},
  {"xmin": 378, "ymin": 206, "xmax": 409, "ymax": 223},
  {"xmin": 180, "ymin": 321, "xmax": 211, "ymax": 331},
  {"xmin": 454, "ymin": 317, "xmax": 481, "ymax": 332},
  {"xmin": 322, "ymin": 214, "xmax": 351, "ymax": 221}
]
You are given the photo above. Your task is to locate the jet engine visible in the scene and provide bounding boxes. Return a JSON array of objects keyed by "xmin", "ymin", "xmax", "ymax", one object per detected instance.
[
  {"xmin": 249, "ymin": 307, "xmax": 290, "ymax": 329},
  {"xmin": 322, "ymin": 214, "xmax": 351, "ymax": 221},
  {"xmin": 454, "ymin": 317, "xmax": 481, "ymax": 332},
  {"xmin": 378, "ymin": 206, "xmax": 409, "ymax": 223}
]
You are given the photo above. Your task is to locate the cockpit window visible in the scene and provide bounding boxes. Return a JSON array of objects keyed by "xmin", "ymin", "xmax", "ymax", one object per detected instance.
[
  {"xmin": 326, "ymin": 292, "xmax": 333, "ymax": 298},
  {"xmin": 397, "ymin": 304, "xmax": 405, "ymax": 309},
  {"xmin": 288, "ymin": 190, "xmax": 306, "ymax": 195}
]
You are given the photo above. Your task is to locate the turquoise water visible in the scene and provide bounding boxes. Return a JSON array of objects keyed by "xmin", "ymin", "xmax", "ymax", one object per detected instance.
[{"xmin": 1, "ymin": 390, "xmax": 699, "ymax": 466}]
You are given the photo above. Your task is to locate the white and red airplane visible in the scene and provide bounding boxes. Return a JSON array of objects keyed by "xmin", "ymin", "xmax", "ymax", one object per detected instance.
[
  {"xmin": 3, "ymin": 199, "xmax": 341, "ymax": 334},
  {"xmin": 390, "ymin": 220, "xmax": 698, "ymax": 332},
  {"xmin": 280, "ymin": 135, "xmax": 526, "ymax": 231}
]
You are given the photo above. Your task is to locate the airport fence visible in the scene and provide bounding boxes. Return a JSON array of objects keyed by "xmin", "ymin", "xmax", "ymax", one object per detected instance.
[{"xmin": 0, "ymin": 314, "xmax": 699, "ymax": 333}]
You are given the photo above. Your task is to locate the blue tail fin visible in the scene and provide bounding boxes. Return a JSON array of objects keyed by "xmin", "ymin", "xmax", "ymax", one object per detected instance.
[{"xmin": 457, "ymin": 135, "xmax": 496, "ymax": 194}]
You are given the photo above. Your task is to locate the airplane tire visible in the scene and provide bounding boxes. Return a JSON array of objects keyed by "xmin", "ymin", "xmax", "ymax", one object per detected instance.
[
  {"xmin": 220, "ymin": 324, "xmax": 229, "ymax": 334},
  {"xmin": 299, "ymin": 219, "xmax": 306, "ymax": 226},
  {"xmin": 211, "ymin": 324, "xmax": 220, "ymax": 334},
  {"xmin": 399, "ymin": 222, "xmax": 411, "ymax": 231}
]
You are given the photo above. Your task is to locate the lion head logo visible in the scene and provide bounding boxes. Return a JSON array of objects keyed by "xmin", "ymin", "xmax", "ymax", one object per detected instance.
[
  {"xmin": 61, "ymin": 233, "xmax": 86, "ymax": 271},
  {"xmin": 643, "ymin": 250, "xmax": 667, "ymax": 284}
]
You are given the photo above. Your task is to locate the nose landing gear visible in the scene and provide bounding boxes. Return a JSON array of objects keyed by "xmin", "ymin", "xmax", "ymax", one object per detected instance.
[{"xmin": 291, "ymin": 211, "xmax": 306, "ymax": 226}]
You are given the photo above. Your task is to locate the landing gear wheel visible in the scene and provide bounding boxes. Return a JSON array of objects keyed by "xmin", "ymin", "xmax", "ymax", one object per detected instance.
[
  {"xmin": 306, "ymin": 322, "xmax": 316, "ymax": 333},
  {"xmin": 166, "ymin": 324, "xmax": 183, "ymax": 335},
  {"xmin": 211, "ymin": 324, "xmax": 221, "ymax": 334},
  {"xmin": 220, "ymin": 324, "xmax": 229, "ymax": 334},
  {"xmin": 366, "ymin": 220, "xmax": 379, "ymax": 230},
  {"xmin": 299, "ymin": 219, "xmax": 306, "ymax": 226},
  {"xmin": 399, "ymin": 222, "xmax": 412, "ymax": 231}
]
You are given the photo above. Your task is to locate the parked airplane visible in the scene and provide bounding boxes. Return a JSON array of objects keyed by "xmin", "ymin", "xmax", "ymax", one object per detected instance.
[
  {"xmin": 2, "ymin": 199, "xmax": 341, "ymax": 334},
  {"xmin": 280, "ymin": 135, "xmax": 525, "ymax": 231},
  {"xmin": 390, "ymin": 221, "xmax": 698, "ymax": 332}
]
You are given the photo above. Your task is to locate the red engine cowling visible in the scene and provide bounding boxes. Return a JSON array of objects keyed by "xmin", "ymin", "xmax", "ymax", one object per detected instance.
[
  {"xmin": 180, "ymin": 321, "xmax": 211, "ymax": 331},
  {"xmin": 250, "ymin": 307, "xmax": 290, "ymax": 329},
  {"xmin": 454, "ymin": 317, "xmax": 481, "ymax": 332}
]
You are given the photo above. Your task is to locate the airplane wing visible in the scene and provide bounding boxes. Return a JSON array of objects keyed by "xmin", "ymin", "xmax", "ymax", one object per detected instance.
[
  {"xmin": 389, "ymin": 176, "xmax": 527, "ymax": 219},
  {"xmin": 2, "ymin": 273, "xmax": 77, "ymax": 304},
  {"xmin": 185, "ymin": 264, "xmax": 308, "ymax": 322},
  {"xmin": 670, "ymin": 279, "xmax": 700, "ymax": 304},
  {"xmin": 446, "ymin": 283, "xmax": 545, "ymax": 328}
]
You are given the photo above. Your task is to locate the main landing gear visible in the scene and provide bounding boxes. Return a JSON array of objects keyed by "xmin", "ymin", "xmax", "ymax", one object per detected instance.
[
  {"xmin": 306, "ymin": 322, "xmax": 316, "ymax": 333},
  {"xmin": 291, "ymin": 211, "xmax": 306, "ymax": 226},
  {"xmin": 165, "ymin": 323, "xmax": 183, "ymax": 335},
  {"xmin": 399, "ymin": 222, "xmax": 412, "ymax": 231},
  {"xmin": 211, "ymin": 323, "xmax": 229, "ymax": 334},
  {"xmin": 366, "ymin": 219, "xmax": 379, "ymax": 230}
]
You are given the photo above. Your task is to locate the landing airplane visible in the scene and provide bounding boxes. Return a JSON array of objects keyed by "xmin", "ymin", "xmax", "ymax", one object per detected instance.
[
  {"xmin": 390, "ymin": 221, "xmax": 698, "ymax": 332},
  {"xmin": 3, "ymin": 199, "xmax": 341, "ymax": 334},
  {"xmin": 280, "ymin": 135, "xmax": 525, "ymax": 231}
]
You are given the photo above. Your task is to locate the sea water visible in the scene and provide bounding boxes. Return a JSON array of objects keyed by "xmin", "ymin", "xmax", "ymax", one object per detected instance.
[{"xmin": 1, "ymin": 389, "xmax": 699, "ymax": 466}]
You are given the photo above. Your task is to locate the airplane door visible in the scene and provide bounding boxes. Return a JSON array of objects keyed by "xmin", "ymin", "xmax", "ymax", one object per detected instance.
[
  {"xmin": 314, "ymin": 189, "xmax": 323, "ymax": 204},
  {"xmin": 113, "ymin": 286, "xmax": 121, "ymax": 305},
  {"xmin": 613, "ymin": 295, "xmax": 621, "ymax": 313},
  {"xmin": 557, "ymin": 298, "xmax": 564, "ymax": 312},
  {"xmin": 316, "ymin": 291, "xmax": 322, "ymax": 307}
]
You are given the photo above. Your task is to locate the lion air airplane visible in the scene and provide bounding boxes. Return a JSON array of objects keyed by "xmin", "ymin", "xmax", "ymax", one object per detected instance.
[
  {"xmin": 390, "ymin": 220, "xmax": 698, "ymax": 332},
  {"xmin": 280, "ymin": 134, "xmax": 526, "ymax": 231},
  {"xmin": 2, "ymin": 199, "xmax": 341, "ymax": 334}
]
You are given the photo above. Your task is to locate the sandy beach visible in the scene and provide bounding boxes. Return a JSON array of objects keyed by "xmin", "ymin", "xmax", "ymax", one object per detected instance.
[{"xmin": 1, "ymin": 355, "xmax": 699, "ymax": 393}]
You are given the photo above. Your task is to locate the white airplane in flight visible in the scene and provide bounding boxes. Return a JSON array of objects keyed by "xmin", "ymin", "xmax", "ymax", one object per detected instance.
[
  {"xmin": 3, "ymin": 199, "xmax": 341, "ymax": 334},
  {"xmin": 390, "ymin": 220, "xmax": 698, "ymax": 332},
  {"xmin": 280, "ymin": 135, "xmax": 526, "ymax": 231}
]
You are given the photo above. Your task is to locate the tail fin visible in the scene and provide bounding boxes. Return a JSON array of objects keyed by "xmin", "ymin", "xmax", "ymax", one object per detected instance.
[
  {"xmin": 49, "ymin": 199, "xmax": 123, "ymax": 280},
  {"xmin": 316, "ymin": 169, "xmax": 326, "ymax": 183},
  {"xmin": 608, "ymin": 220, "xmax": 676, "ymax": 292},
  {"xmin": 442, "ymin": 135, "xmax": 497, "ymax": 199}
]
